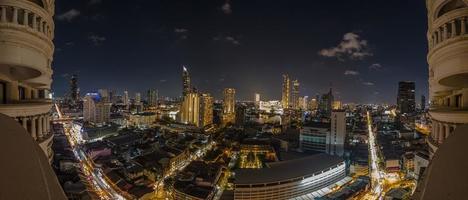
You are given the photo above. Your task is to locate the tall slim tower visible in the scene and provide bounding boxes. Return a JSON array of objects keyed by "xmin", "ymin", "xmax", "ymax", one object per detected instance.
[
  {"xmin": 147, "ymin": 89, "xmax": 158, "ymax": 107},
  {"xmin": 182, "ymin": 66, "xmax": 191, "ymax": 96},
  {"xmin": 281, "ymin": 74, "xmax": 290, "ymax": 109},
  {"xmin": 292, "ymin": 79, "xmax": 300, "ymax": 110},
  {"xmin": 135, "ymin": 92, "xmax": 141, "ymax": 105},
  {"xmin": 0, "ymin": 0, "xmax": 56, "ymax": 162},
  {"xmin": 123, "ymin": 90, "xmax": 129, "ymax": 105},
  {"xmin": 223, "ymin": 88, "xmax": 236, "ymax": 125},
  {"xmin": 426, "ymin": 0, "xmax": 468, "ymax": 158},
  {"xmin": 397, "ymin": 81, "xmax": 416, "ymax": 115},
  {"xmin": 329, "ymin": 110, "xmax": 346, "ymax": 156},
  {"xmin": 180, "ymin": 92, "xmax": 200, "ymax": 126},
  {"xmin": 70, "ymin": 74, "xmax": 79, "ymax": 105},
  {"xmin": 200, "ymin": 93, "xmax": 214, "ymax": 128}
]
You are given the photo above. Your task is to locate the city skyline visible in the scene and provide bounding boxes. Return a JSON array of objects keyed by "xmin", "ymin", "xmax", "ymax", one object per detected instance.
[{"xmin": 52, "ymin": 0, "xmax": 428, "ymax": 103}]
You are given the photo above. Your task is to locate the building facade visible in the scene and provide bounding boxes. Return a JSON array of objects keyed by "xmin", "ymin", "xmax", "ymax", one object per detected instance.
[
  {"xmin": 291, "ymin": 79, "xmax": 300, "ymax": 110},
  {"xmin": 147, "ymin": 88, "xmax": 158, "ymax": 107},
  {"xmin": 426, "ymin": 0, "xmax": 468, "ymax": 157},
  {"xmin": 180, "ymin": 92, "xmax": 200, "ymax": 127},
  {"xmin": 182, "ymin": 66, "xmax": 191, "ymax": 96},
  {"xmin": 0, "ymin": 0, "xmax": 57, "ymax": 162},
  {"xmin": 83, "ymin": 93, "xmax": 111, "ymax": 125},
  {"xmin": 330, "ymin": 110, "xmax": 345, "ymax": 156},
  {"xmin": 281, "ymin": 74, "xmax": 290, "ymax": 109},
  {"xmin": 223, "ymin": 88, "xmax": 236, "ymax": 125},
  {"xmin": 397, "ymin": 81, "xmax": 416, "ymax": 115},
  {"xmin": 200, "ymin": 93, "xmax": 213, "ymax": 128}
]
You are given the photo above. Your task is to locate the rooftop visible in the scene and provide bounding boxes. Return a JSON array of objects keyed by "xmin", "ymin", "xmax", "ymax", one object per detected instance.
[{"xmin": 234, "ymin": 153, "xmax": 343, "ymax": 185}]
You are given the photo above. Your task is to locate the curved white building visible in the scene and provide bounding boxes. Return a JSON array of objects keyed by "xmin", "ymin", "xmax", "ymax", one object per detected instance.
[
  {"xmin": 0, "ymin": 0, "xmax": 55, "ymax": 162},
  {"xmin": 426, "ymin": 0, "xmax": 468, "ymax": 157},
  {"xmin": 233, "ymin": 154, "xmax": 346, "ymax": 200}
]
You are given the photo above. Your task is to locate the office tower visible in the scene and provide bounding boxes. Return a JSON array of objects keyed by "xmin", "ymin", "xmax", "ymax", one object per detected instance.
[
  {"xmin": 223, "ymin": 88, "xmax": 236, "ymax": 125},
  {"xmin": 291, "ymin": 79, "xmax": 300, "ymax": 110},
  {"xmin": 147, "ymin": 89, "xmax": 158, "ymax": 107},
  {"xmin": 0, "ymin": 0, "xmax": 57, "ymax": 162},
  {"xmin": 333, "ymin": 101, "xmax": 342, "ymax": 110},
  {"xmin": 397, "ymin": 81, "xmax": 416, "ymax": 115},
  {"xmin": 309, "ymin": 98, "xmax": 318, "ymax": 110},
  {"xmin": 281, "ymin": 74, "xmax": 290, "ymax": 109},
  {"xmin": 425, "ymin": 0, "xmax": 468, "ymax": 158},
  {"xmin": 320, "ymin": 89, "xmax": 334, "ymax": 116},
  {"xmin": 298, "ymin": 97, "xmax": 304, "ymax": 110},
  {"xmin": 200, "ymin": 93, "xmax": 214, "ymax": 128},
  {"xmin": 329, "ymin": 111, "xmax": 346, "ymax": 156},
  {"xmin": 182, "ymin": 66, "xmax": 191, "ymax": 96},
  {"xmin": 236, "ymin": 104, "xmax": 246, "ymax": 126},
  {"xmin": 123, "ymin": 91, "xmax": 129, "ymax": 105},
  {"xmin": 180, "ymin": 92, "xmax": 200, "ymax": 126},
  {"xmin": 135, "ymin": 92, "xmax": 141, "ymax": 104},
  {"xmin": 254, "ymin": 93, "xmax": 260, "ymax": 107},
  {"xmin": 83, "ymin": 93, "xmax": 111, "ymax": 125},
  {"xmin": 108, "ymin": 90, "xmax": 115, "ymax": 104},
  {"xmin": 98, "ymin": 89, "xmax": 109, "ymax": 102},
  {"xmin": 69, "ymin": 74, "xmax": 79, "ymax": 105},
  {"xmin": 421, "ymin": 95, "xmax": 426, "ymax": 110}
]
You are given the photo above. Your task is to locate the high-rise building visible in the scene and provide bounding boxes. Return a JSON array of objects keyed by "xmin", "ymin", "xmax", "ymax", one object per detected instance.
[
  {"xmin": 292, "ymin": 79, "xmax": 300, "ymax": 110},
  {"xmin": 123, "ymin": 90, "xmax": 129, "ymax": 105},
  {"xmin": 147, "ymin": 89, "xmax": 158, "ymax": 107},
  {"xmin": 421, "ymin": 95, "xmax": 426, "ymax": 110},
  {"xmin": 320, "ymin": 88, "xmax": 334, "ymax": 116},
  {"xmin": 180, "ymin": 92, "xmax": 200, "ymax": 126},
  {"xmin": 200, "ymin": 93, "xmax": 213, "ymax": 128},
  {"xmin": 425, "ymin": 0, "xmax": 468, "ymax": 158},
  {"xmin": 98, "ymin": 89, "xmax": 109, "ymax": 102},
  {"xmin": 309, "ymin": 98, "xmax": 318, "ymax": 110},
  {"xmin": 235, "ymin": 104, "xmax": 246, "ymax": 126},
  {"xmin": 397, "ymin": 81, "xmax": 416, "ymax": 115},
  {"xmin": 329, "ymin": 110, "xmax": 346, "ymax": 156},
  {"xmin": 135, "ymin": 92, "xmax": 141, "ymax": 105},
  {"xmin": 223, "ymin": 88, "xmax": 236, "ymax": 125},
  {"xmin": 182, "ymin": 66, "xmax": 191, "ymax": 96},
  {"xmin": 83, "ymin": 93, "xmax": 111, "ymax": 125},
  {"xmin": 69, "ymin": 74, "xmax": 79, "ymax": 105},
  {"xmin": 0, "ymin": 0, "xmax": 56, "ymax": 162},
  {"xmin": 281, "ymin": 74, "xmax": 290, "ymax": 109},
  {"xmin": 254, "ymin": 93, "xmax": 260, "ymax": 107}
]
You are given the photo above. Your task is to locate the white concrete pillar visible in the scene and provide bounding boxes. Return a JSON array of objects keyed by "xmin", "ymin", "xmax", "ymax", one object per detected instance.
[
  {"xmin": 42, "ymin": 115, "xmax": 47, "ymax": 135},
  {"xmin": 30, "ymin": 117, "xmax": 37, "ymax": 140},
  {"xmin": 37, "ymin": 116, "xmax": 43, "ymax": 139},
  {"xmin": 433, "ymin": 122, "xmax": 438, "ymax": 142},
  {"xmin": 438, "ymin": 122, "xmax": 444, "ymax": 144},
  {"xmin": 451, "ymin": 20, "xmax": 457, "ymax": 38},
  {"xmin": 39, "ymin": 19, "xmax": 43, "ymax": 33},
  {"xmin": 0, "ymin": 7, "xmax": 6, "ymax": 23},
  {"xmin": 445, "ymin": 124, "xmax": 451, "ymax": 139},
  {"xmin": 462, "ymin": 17, "xmax": 466, "ymax": 35},
  {"xmin": 23, "ymin": 10, "xmax": 29, "ymax": 26},
  {"xmin": 443, "ymin": 24, "xmax": 448, "ymax": 40},
  {"xmin": 12, "ymin": 7, "xmax": 18, "ymax": 24},
  {"xmin": 46, "ymin": 116, "xmax": 50, "ymax": 133},
  {"xmin": 22, "ymin": 117, "xmax": 28, "ymax": 130},
  {"xmin": 32, "ymin": 14, "xmax": 37, "ymax": 30}
]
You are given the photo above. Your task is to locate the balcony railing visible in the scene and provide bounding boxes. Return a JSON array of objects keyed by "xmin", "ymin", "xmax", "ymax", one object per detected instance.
[{"xmin": 0, "ymin": 99, "xmax": 52, "ymax": 117}]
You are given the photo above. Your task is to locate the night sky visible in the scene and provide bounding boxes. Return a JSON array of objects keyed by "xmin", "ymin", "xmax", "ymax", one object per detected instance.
[{"xmin": 53, "ymin": 0, "xmax": 428, "ymax": 104}]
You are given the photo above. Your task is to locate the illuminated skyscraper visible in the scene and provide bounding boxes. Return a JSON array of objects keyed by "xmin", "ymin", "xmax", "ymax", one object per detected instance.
[
  {"xmin": 123, "ymin": 90, "xmax": 129, "ymax": 105},
  {"xmin": 292, "ymin": 79, "xmax": 300, "ymax": 110},
  {"xmin": 223, "ymin": 88, "xmax": 236, "ymax": 125},
  {"xmin": 200, "ymin": 93, "xmax": 213, "ymax": 128},
  {"xmin": 147, "ymin": 89, "xmax": 158, "ymax": 107},
  {"xmin": 254, "ymin": 93, "xmax": 260, "ymax": 107},
  {"xmin": 397, "ymin": 81, "xmax": 416, "ymax": 114},
  {"xmin": 182, "ymin": 66, "xmax": 191, "ymax": 96},
  {"xmin": 98, "ymin": 89, "xmax": 109, "ymax": 102},
  {"xmin": 135, "ymin": 92, "xmax": 141, "ymax": 105},
  {"xmin": 281, "ymin": 74, "xmax": 290, "ymax": 109},
  {"xmin": 180, "ymin": 92, "xmax": 200, "ymax": 126},
  {"xmin": 329, "ymin": 110, "xmax": 345, "ymax": 156},
  {"xmin": 83, "ymin": 93, "xmax": 111, "ymax": 125},
  {"xmin": 320, "ymin": 88, "xmax": 334, "ymax": 116}
]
